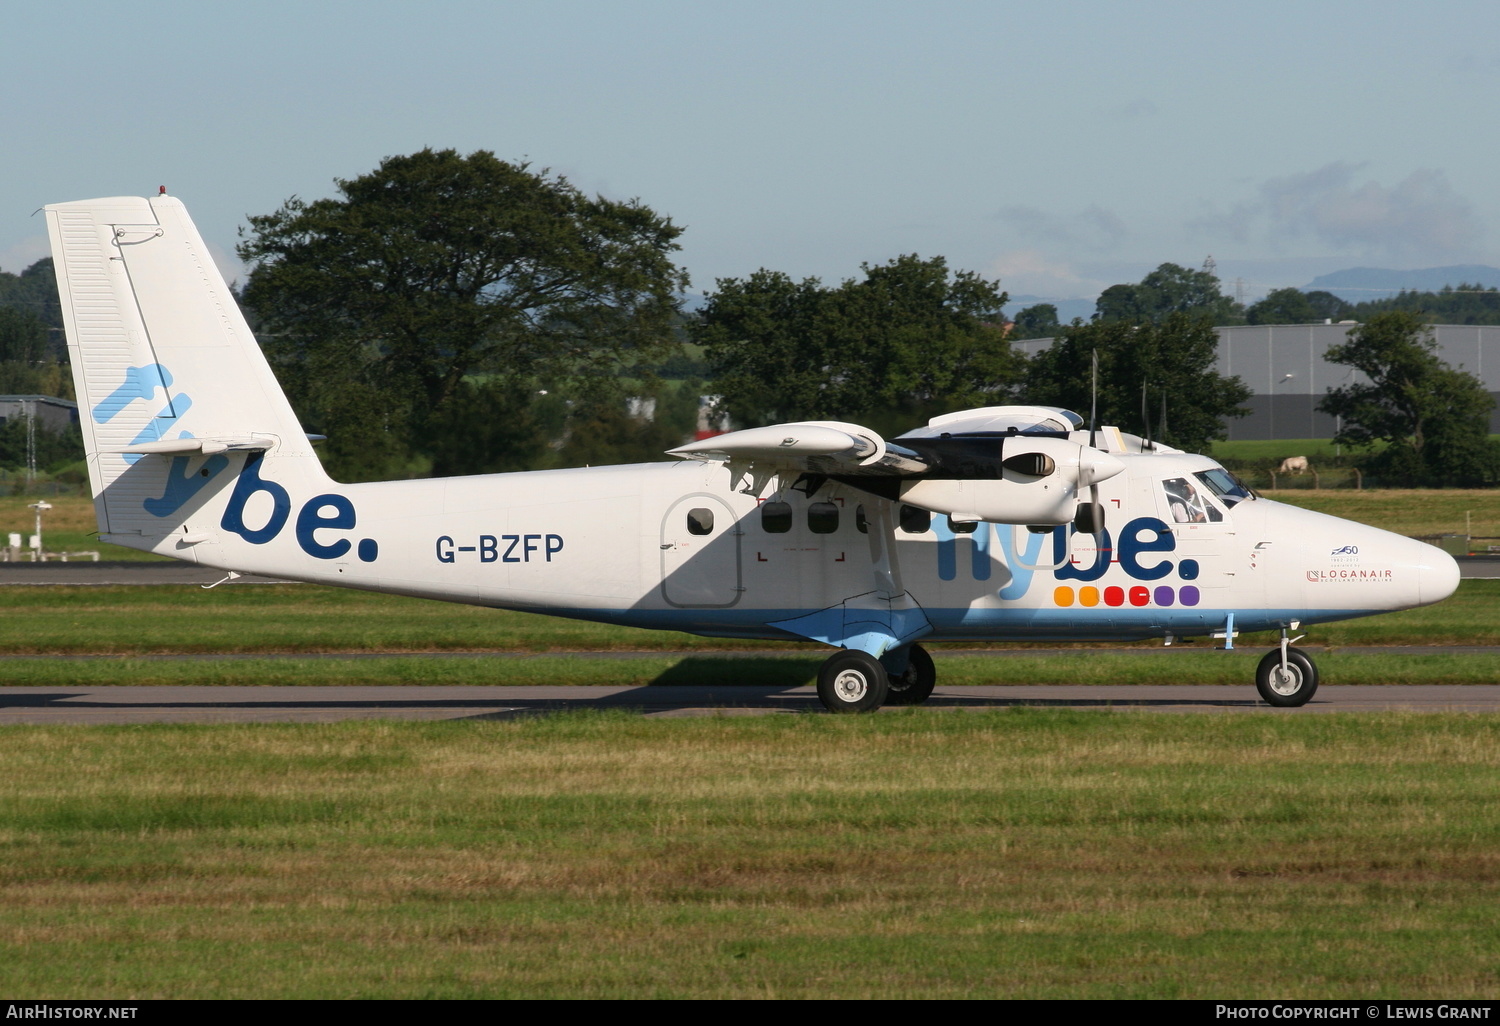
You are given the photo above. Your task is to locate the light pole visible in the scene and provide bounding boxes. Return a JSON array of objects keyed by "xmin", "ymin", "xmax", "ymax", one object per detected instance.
[{"xmin": 27, "ymin": 500, "xmax": 51, "ymax": 561}]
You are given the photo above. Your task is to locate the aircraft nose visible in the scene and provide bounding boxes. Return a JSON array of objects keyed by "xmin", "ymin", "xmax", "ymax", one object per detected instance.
[{"xmin": 1414, "ymin": 543, "xmax": 1461, "ymax": 605}]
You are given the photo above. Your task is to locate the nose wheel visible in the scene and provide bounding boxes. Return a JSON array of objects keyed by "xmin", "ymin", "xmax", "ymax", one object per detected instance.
[{"xmin": 1255, "ymin": 645, "xmax": 1318, "ymax": 707}]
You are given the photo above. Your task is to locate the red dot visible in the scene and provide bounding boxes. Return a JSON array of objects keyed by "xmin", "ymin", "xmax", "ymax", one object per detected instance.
[
  {"xmin": 1104, "ymin": 586, "xmax": 1125, "ymax": 607},
  {"xmin": 1129, "ymin": 586, "xmax": 1150, "ymax": 606}
]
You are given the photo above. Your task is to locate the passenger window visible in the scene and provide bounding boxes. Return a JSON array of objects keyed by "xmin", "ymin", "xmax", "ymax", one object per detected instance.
[
  {"xmin": 899, "ymin": 505, "xmax": 930, "ymax": 534},
  {"xmin": 808, "ymin": 501, "xmax": 839, "ymax": 534},
  {"xmin": 947, "ymin": 515, "xmax": 976, "ymax": 535},
  {"xmin": 761, "ymin": 500, "xmax": 792, "ymax": 533},
  {"xmin": 686, "ymin": 508, "xmax": 713, "ymax": 536},
  {"xmin": 855, "ymin": 505, "xmax": 869, "ymax": 534}
]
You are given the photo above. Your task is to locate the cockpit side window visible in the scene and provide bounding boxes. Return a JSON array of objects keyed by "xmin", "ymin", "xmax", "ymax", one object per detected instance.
[
  {"xmin": 1162, "ymin": 477, "xmax": 1223, "ymax": 523},
  {"xmin": 1194, "ymin": 467, "xmax": 1252, "ymax": 507}
]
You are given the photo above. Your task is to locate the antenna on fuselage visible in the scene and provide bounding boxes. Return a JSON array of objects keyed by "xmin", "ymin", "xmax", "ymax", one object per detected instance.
[{"xmin": 1141, "ymin": 379, "xmax": 1153, "ymax": 452}]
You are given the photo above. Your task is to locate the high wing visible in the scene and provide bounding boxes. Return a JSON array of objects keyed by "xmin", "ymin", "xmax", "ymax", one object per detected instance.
[{"xmin": 668, "ymin": 406, "xmax": 1127, "ymax": 527}]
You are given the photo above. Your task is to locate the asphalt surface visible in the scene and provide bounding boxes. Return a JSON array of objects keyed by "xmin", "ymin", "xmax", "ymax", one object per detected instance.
[
  {"xmin": 1, "ymin": 558, "xmax": 1494, "ymax": 725},
  {"xmin": 2, "ymin": 684, "xmax": 1500, "ymax": 724}
]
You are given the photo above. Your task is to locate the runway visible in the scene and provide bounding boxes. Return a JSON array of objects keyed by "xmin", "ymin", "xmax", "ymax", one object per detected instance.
[{"xmin": 4, "ymin": 683, "xmax": 1500, "ymax": 724}]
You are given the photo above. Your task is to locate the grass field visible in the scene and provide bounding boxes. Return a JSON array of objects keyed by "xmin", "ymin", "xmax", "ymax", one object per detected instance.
[
  {"xmin": 1, "ymin": 495, "xmax": 1496, "ymax": 999},
  {"xmin": 6, "ymin": 487, "xmax": 1500, "ymax": 564},
  {"xmin": 1, "ymin": 649, "xmax": 1498, "ymax": 688},
  {"xmin": 0, "ymin": 580, "xmax": 1495, "ymax": 657},
  {"xmin": 4, "ymin": 712, "xmax": 1500, "ymax": 999}
]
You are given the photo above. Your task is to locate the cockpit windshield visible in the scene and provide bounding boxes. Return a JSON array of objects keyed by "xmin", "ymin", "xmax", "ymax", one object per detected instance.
[
  {"xmin": 1163, "ymin": 477, "xmax": 1222, "ymax": 523},
  {"xmin": 1194, "ymin": 466, "xmax": 1253, "ymax": 507}
]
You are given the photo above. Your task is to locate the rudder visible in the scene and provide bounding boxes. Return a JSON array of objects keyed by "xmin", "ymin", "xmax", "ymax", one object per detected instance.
[{"xmin": 47, "ymin": 194, "xmax": 325, "ymax": 553}]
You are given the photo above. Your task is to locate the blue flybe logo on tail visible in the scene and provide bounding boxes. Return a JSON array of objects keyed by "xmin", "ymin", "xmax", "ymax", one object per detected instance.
[
  {"xmin": 94, "ymin": 362, "xmax": 228, "ymax": 518},
  {"xmin": 221, "ymin": 453, "xmax": 378, "ymax": 562}
]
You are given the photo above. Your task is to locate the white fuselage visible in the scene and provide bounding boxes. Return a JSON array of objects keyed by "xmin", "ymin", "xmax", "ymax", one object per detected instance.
[{"xmin": 128, "ymin": 448, "xmax": 1459, "ymax": 647}]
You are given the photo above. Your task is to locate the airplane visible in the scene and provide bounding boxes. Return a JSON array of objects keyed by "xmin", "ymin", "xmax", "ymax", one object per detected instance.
[{"xmin": 43, "ymin": 193, "xmax": 1462, "ymax": 712}]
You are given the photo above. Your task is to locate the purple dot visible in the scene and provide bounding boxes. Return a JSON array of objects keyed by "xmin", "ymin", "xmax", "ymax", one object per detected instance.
[
  {"xmin": 1154, "ymin": 585, "xmax": 1175, "ymax": 606},
  {"xmin": 1179, "ymin": 585, "xmax": 1200, "ymax": 606}
]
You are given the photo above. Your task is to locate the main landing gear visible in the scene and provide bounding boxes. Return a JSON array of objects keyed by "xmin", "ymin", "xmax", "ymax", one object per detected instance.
[
  {"xmin": 816, "ymin": 644, "xmax": 935, "ymax": 713},
  {"xmin": 1254, "ymin": 628, "xmax": 1319, "ymax": 707}
]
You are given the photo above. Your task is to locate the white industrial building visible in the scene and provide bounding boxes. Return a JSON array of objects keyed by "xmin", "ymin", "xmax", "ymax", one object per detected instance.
[{"xmin": 1012, "ymin": 325, "xmax": 1500, "ymax": 440}]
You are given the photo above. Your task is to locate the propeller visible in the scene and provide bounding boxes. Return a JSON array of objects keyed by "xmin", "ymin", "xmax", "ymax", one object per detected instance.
[{"xmin": 1075, "ymin": 349, "xmax": 1106, "ymax": 535}]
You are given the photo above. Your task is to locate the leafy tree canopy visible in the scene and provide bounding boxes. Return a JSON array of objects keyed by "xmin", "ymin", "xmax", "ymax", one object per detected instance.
[
  {"xmin": 1094, "ymin": 262, "xmax": 1242, "ymax": 326},
  {"xmin": 1011, "ymin": 303, "xmax": 1061, "ymax": 340},
  {"xmin": 0, "ymin": 260, "xmax": 73, "ymax": 400},
  {"xmin": 1345, "ymin": 282, "xmax": 1500, "ymax": 326},
  {"xmin": 1023, "ymin": 313, "xmax": 1252, "ymax": 453},
  {"xmin": 237, "ymin": 148, "xmax": 690, "ymax": 480},
  {"xmin": 1318, "ymin": 311, "xmax": 1499, "ymax": 485},
  {"xmin": 1247, "ymin": 287, "xmax": 1316, "ymax": 325},
  {"xmin": 0, "ymin": 258, "xmax": 62, "ymax": 339},
  {"xmin": 694, "ymin": 255, "xmax": 1022, "ymax": 429}
]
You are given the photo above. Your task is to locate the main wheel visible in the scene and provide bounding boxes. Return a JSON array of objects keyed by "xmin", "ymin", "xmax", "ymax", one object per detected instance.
[
  {"xmin": 816, "ymin": 650, "xmax": 890, "ymax": 713},
  {"xmin": 1255, "ymin": 647, "xmax": 1318, "ymax": 707},
  {"xmin": 884, "ymin": 644, "xmax": 936, "ymax": 706}
]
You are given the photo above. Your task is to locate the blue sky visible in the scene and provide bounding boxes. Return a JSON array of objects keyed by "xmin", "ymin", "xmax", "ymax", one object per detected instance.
[{"xmin": 4, "ymin": 0, "xmax": 1499, "ymax": 308}]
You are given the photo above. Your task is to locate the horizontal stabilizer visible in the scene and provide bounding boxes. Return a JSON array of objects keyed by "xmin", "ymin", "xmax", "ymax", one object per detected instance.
[{"xmin": 117, "ymin": 437, "xmax": 276, "ymax": 456}]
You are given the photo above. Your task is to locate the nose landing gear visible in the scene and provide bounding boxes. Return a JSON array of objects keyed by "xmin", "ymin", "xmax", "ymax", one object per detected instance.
[{"xmin": 1255, "ymin": 627, "xmax": 1318, "ymax": 707}]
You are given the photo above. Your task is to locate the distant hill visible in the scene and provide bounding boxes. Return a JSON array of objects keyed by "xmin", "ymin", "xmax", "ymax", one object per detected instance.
[{"xmin": 1304, "ymin": 265, "xmax": 1500, "ymax": 303}]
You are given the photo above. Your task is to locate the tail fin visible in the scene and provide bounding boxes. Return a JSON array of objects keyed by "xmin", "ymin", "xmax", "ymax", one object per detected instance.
[{"xmin": 47, "ymin": 194, "xmax": 326, "ymax": 552}]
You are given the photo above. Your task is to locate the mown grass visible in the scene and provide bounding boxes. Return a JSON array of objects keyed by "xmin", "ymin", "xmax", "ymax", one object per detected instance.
[
  {"xmin": 3, "ymin": 713, "xmax": 1500, "ymax": 998},
  {"xmin": 0, "ymin": 649, "xmax": 1497, "ymax": 688},
  {"xmin": 0, "ymin": 494, "xmax": 158, "ymax": 561},
  {"xmin": 1266, "ymin": 489, "xmax": 1500, "ymax": 540},
  {"xmin": 0, "ymin": 580, "xmax": 1495, "ymax": 655},
  {"xmin": 1212, "ymin": 438, "xmax": 1353, "ymax": 462},
  {"xmin": 7, "ymin": 488, "xmax": 1500, "ymax": 563}
]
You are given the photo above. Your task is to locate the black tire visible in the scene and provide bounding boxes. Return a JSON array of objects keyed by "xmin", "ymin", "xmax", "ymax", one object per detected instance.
[
  {"xmin": 884, "ymin": 644, "xmax": 936, "ymax": 706},
  {"xmin": 1255, "ymin": 647, "xmax": 1318, "ymax": 707},
  {"xmin": 816, "ymin": 650, "xmax": 890, "ymax": 713}
]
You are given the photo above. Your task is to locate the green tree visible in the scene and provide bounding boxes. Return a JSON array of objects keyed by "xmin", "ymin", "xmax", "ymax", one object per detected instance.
[
  {"xmin": 1011, "ymin": 303, "xmax": 1061, "ymax": 339},
  {"xmin": 0, "ymin": 306, "xmax": 48, "ymax": 366},
  {"xmin": 1345, "ymin": 282, "xmax": 1500, "ymax": 326},
  {"xmin": 237, "ymin": 148, "xmax": 689, "ymax": 480},
  {"xmin": 1319, "ymin": 311, "xmax": 1499, "ymax": 485},
  {"xmin": 1246, "ymin": 287, "xmax": 1317, "ymax": 325},
  {"xmin": 0, "ymin": 258, "xmax": 62, "ymax": 341},
  {"xmin": 0, "ymin": 297, "xmax": 73, "ymax": 400},
  {"xmin": 1305, "ymin": 290, "xmax": 1352, "ymax": 322},
  {"xmin": 1095, "ymin": 262, "xmax": 1242, "ymax": 325},
  {"xmin": 695, "ymin": 255, "xmax": 1022, "ymax": 427},
  {"xmin": 1023, "ymin": 314, "xmax": 1252, "ymax": 453},
  {"xmin": 1246, "ymin": 288, "xmax": 1353, "ymax": 325}
]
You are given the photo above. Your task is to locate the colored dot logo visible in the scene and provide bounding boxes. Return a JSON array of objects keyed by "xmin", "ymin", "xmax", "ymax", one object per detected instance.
[{"xmin": 1053, "ymin": 584, "xmax": 1200, "ymax": 607}]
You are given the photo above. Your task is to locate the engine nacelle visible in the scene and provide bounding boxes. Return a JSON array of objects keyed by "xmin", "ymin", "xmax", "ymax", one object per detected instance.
[{"xmin": 894, "ymin": 437, "xmax": 1124, "ymax": 526}]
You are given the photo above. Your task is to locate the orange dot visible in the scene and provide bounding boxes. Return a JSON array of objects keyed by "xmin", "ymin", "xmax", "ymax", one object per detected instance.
[
  {"xmin": 1079, "ymin": 586, "xmax": 1100, "ymax": 607},
  {"xmin": 1053, "ymin": 586, "xmax": 1075, "ymax": 607}
]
